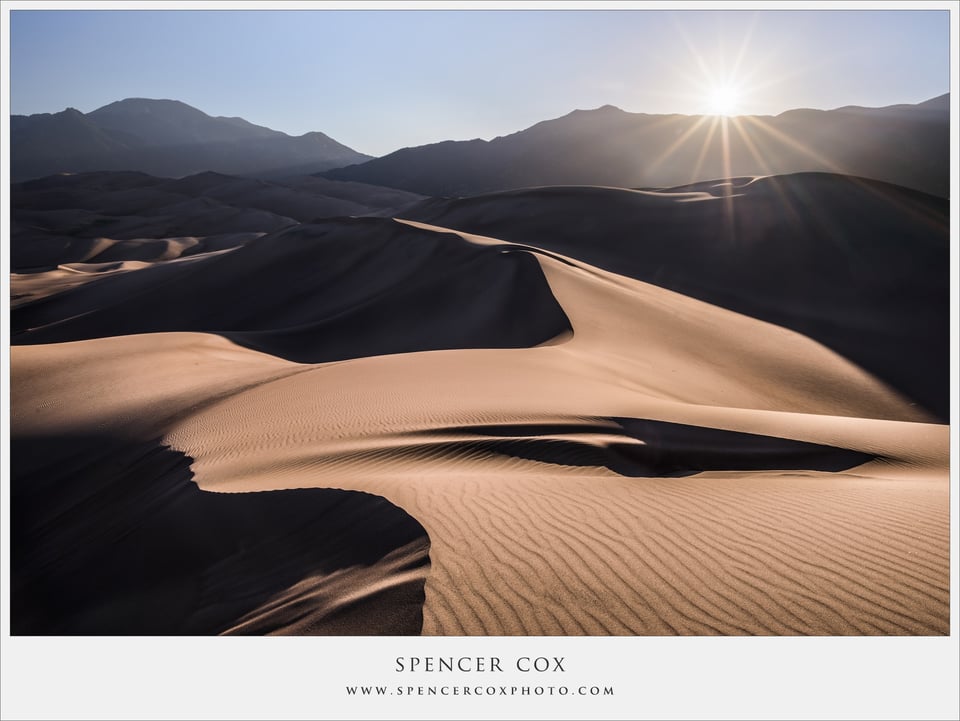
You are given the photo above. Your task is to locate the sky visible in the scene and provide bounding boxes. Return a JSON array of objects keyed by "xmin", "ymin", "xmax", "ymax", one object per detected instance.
[{"xmin": 7, "ymin": 6, "xmax": 952, "ymax": 156}]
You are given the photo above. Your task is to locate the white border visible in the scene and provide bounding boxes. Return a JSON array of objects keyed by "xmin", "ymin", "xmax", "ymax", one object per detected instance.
[{"xmin": 1, "ymin": 3, "xmax": 957, "ymax": 720}]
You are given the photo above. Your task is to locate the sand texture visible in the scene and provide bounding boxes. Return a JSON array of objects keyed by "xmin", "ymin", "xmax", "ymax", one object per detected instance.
[{"xmin": 10, "ymin": 171, "xmax": 949, "ymax": 635}]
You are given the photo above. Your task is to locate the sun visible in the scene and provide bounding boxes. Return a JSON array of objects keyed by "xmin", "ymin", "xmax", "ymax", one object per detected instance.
[{"xmin": 708, "ymin": 85, "xmax": 741, "ymax": 116}]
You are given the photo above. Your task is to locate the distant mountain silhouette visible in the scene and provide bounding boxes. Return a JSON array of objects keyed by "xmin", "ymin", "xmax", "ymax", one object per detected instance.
[
  {"xmin": 324, "ymin": 95, "xmax": 950, "ymax": 197},
  {"xmin": 11, "ymin": 98, "xmax": 372, "ymax": 181}
]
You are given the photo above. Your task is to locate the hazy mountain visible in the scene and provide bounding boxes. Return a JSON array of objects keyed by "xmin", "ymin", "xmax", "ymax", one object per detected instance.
[
  {"xmin": 324, "ymin": 95, "xmax": 950, "ymax": 197},
  {"xmin": 10, "ymin": 108, "xmax": 138, "ymax": 164},
  {"xmin": 87, "ymin": 99, "xmax": 283, "ymax": 145},
  {"xmin": 11, "ymin": 98, "xmax": 372, "ymax": 181}
]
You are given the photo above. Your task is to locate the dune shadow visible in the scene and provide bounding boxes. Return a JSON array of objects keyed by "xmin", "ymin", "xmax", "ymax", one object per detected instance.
[
  {"xmin": 608, "ymin": 417, "xmax": 873, "ymax": 475},
  {"xmin": 11, "ymin": 434, "xmax": 429, "ymax": 635},
  {"xmin": 432, "ymin": 418, "xmax": 872, "ymax": 477},
  {"xmin": 10, "ymin": 218, "xmax": 573, "ymax": 365}
]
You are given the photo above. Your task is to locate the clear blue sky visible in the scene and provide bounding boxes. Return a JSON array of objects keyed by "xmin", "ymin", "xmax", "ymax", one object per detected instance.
[{"xmin": 8, "ymin": 8, "xmax": 951, "ymax": 156}]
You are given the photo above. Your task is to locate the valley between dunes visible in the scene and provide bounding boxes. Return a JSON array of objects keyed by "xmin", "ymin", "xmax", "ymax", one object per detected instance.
[{"xmin": 10, "ymin": 173, "xmax": 949, "ymax": 635}]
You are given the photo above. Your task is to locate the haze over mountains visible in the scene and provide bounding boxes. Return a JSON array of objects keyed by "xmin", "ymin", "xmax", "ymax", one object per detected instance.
[
  {"xmin": 12, "ymin": 94, "xmax": 949, "ymax": 199},
  {"xmin": 11, "ymin": 98, "xmax": 372, "ymax": 181},
  {"xmin": 325, "ymin": 94, "xmax": 950, "ymax": 197}
]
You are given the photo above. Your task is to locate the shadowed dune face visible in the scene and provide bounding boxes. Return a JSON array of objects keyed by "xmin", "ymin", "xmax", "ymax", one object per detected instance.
[
  {"xmin": 400, "ymin": 174, "xmax": 949, "ymax": 420},
  {"xmin": 10, "ymin": 170, "xmax": 425, "ymax": 271},
  {"xmin": 11, "ymin": 434, "xmax": 429, "ymax": 635},
  {"xmin": 12, "ymin": 218, "xmax": 572, "ymax": 363}
]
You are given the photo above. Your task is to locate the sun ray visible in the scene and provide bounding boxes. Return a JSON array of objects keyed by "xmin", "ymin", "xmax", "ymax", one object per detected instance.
[
  {"xmin": 728, "ymin": 118, "xmax": 771, "ymax": 175},
  {"xmin": 647, "ymin": 114, "xmax": 711, "ymax": 173},
  {"xmin": 729, "ymin": 12, "xmax": 760, "ymax": 84},
  {"xmin": 733, "ymin": 119, "xmax": 915, "ymax": 277},
  {"xmin": 740, "ymin": 115, "xmax": 846, "ymax": 173},
  {"xmin": 690, "ymin": 115, "xmax": 720, "ymax": 185},
  {"xmin": 743, "ymin": 116, "xmax": 946, "ymax": 232},
  {"xmin": 719, "ymin": 116, "xmax": 736, "ymax": 242},
  {"xmin": 671, "ymin": 15, "xmax": 720, "ymax": 88},
  {"xmin": 668, "ymin": 11, "xmax": 767, "ymax": 118},
  {"xmin": 729, "ymin": 117, "xmax": 804, "ymax": 227}
]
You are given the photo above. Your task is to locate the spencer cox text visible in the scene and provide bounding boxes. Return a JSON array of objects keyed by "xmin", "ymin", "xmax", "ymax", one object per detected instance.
[{"xmin": 395, "ymin": 657, "xmax": 566, "ymax": 673}]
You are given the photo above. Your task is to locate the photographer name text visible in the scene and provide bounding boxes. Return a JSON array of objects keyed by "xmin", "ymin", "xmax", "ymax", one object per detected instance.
[{"xmin": 395, "ymin": 656, "xmax": 566, "ymax": 673}]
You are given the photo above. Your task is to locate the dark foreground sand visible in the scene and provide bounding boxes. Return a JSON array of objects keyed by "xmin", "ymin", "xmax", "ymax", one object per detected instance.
[{"xmin": 10, "ymin": 171, "xmax": 949, "ymax": 635}]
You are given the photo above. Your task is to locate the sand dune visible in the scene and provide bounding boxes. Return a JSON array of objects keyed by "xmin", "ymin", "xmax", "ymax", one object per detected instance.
[
  {"xmin": 400, "ymin": 174, "xmax": 950, "ymax": 420},
  {"xmin": 12, "ymin": 435, "xmax": 428, "ymax": 635},
  {"xmin": 12, "ymin": 218, "xmax": 571, "ymax": 362},
  {"xmin": 10, "ymin": 172, "xmax": 949, "ymax": 635},
  {"xmin": 10, "ymin": 170, "xmax": 425, "ymax": 271}
]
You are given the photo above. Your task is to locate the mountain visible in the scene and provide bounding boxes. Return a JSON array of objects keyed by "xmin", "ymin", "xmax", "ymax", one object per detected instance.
[
  {"xmin": 86, "ymin": 99, "xmax": 282, "ymax": 145},
  {"xmin": 10, "ymin": 107, "xmax": 137, "ymax": 164},
  {"xmin": 324, "ymin": 95, "xmax": 950, "ymax": 197},
  {"xmin": 11, "ymin": 98, "xmax": 372, "ymax": 181}
]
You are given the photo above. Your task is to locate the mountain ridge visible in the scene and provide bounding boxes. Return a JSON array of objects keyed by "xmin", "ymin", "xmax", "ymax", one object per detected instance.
[
  {"xmin": 12, "ymin": 98, "xmax": 373, "ymax": 181},
  {"xmin": 12, "ymin": 94, "xmax": 950, "ymax": 195},
  {"xmin": 323, "ymin": 94, "xmax": 950, "ymax": 197}
]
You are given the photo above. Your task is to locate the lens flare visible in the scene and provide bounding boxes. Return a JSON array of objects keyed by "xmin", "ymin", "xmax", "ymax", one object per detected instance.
[{"xmin": 708, "ymin": 85, "xmax": 741, "ymax": 116}]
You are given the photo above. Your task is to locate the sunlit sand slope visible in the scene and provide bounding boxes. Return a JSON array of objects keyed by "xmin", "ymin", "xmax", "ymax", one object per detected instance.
[{"xmin": 401, "ymin": 174, "xmax": 949, "ymax": 420}]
